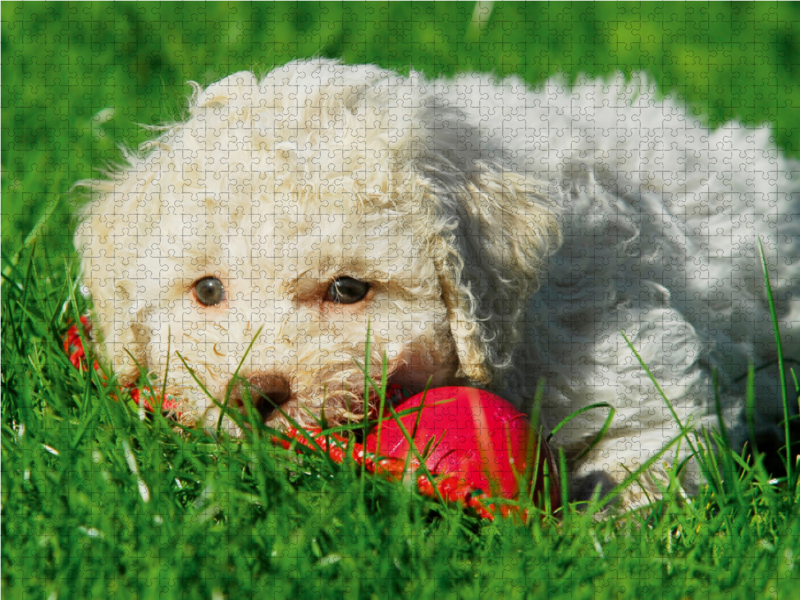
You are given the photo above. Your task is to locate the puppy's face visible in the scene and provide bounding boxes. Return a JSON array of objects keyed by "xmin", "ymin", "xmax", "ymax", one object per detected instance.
[
  {"xmin": 76, "ymin": 67, "xmax": 463, "ymax": 432},
  {"xmin": 145, "ymin": 184, "xmax": 457, "ymax": 432}
]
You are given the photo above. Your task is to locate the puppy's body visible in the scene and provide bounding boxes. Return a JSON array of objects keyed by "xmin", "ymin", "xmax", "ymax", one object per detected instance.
[
  {"xmin": 76, "ymin": 60, "xmax": 800, "ymax": 508},
  {"xmin": 463, "ymin": 75, "xmax": 800, "ymax": 501}
]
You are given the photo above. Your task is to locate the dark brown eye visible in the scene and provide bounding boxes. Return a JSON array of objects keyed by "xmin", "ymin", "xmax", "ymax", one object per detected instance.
[
  {"xmin": 324, "ymin": 277, "xmax": 370, "ymax": 304},
  {"xmin": 194, "ymin": 277, "xmax": 225, "ymax": 306}
]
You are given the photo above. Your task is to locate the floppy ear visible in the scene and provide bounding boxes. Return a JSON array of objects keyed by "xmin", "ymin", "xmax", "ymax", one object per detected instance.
[{"xmin": 427, "ymin": 164, "xmax": 562, "ymax": 386}]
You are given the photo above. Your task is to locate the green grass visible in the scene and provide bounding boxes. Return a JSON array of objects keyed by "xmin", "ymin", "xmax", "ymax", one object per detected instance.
[{"xmin": 5, "ymin": 3, "xmax": 800, "ymax": 598}]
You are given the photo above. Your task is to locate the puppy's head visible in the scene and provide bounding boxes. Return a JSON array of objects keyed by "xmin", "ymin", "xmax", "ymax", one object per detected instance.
[{"xmin": 74, "ymin": 59, "xmax": 560, "ymax": 432}]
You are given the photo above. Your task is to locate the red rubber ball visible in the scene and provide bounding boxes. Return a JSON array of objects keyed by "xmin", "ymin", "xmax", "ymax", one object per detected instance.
[{"xmin": 365, "ymin": 387, "xmax": 560, "ymax": 508}]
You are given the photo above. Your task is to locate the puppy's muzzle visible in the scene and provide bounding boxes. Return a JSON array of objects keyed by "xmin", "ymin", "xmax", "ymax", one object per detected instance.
[{"xmin": 229, "ymin": 372, "xmax": 292, "ymax": 421}]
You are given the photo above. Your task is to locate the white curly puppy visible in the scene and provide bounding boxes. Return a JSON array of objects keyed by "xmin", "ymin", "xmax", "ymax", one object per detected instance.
[{"xmin": 75, "ymin": 59, "xmax": 800, "ymax": 508}]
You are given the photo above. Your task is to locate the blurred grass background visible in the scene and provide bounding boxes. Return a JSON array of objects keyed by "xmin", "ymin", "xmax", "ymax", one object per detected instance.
[{"xmin": 3, "ymin": 1, "xmax": 800, "ymax": 265}]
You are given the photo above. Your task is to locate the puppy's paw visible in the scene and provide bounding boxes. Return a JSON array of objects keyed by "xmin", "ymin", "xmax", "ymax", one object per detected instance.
[
  {"xmin": 570, "ymin": 463, "xmax": 677, "ymax": 513},
  {"xmin": 570, "ymin": 470, "xmax": 618, "ymax": 506}
]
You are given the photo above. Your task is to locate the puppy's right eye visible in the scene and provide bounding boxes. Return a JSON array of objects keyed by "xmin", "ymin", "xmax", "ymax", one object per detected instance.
[
  {"xmin": 324, "ymin": 277, "xmax": 370, "ymax": 304},
  {"xmin": 194, "ymin": 277, "xmax": 225, "ymax": 306}
]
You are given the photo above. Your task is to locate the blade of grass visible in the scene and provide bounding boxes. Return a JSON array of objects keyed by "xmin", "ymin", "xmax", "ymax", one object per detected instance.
[
  {"xmin": 546, "ymin": 402, "xmax": 616, "ymax": 464},
  {"xmin": 621, "ymin": 331, "xmax": 703, "ymax": 474},
  {"xmin": 361, "ymin": 321, "xmax": 372, "ymax": 501},
  {"xmin": 757, "ymin": 236, "xmax": 794, "ymax": 490},
  {"xmin": 524, "ymin": 380, "xmax": 545, "ymax": 507},
  {"xmin": 746, "ymin": 364, "xmax": 758, "ymax": 458},
  {"xmin": 158, "ymin": 326, "xmax": 172, "ymax": 418},
  {"xmin": 372, "ymin": 353, "xmax": 389, "ymax": 502},
  {"xmin": 216, "ymin": 325, "xmax": 263, "ymax": 437},
  {"xmin": 559, "ymin": 448, "xmax": 568, "ymax": 523},
  {"xmin": 711, "ymin": 366, "xmax": 731, "ymax": 455}
]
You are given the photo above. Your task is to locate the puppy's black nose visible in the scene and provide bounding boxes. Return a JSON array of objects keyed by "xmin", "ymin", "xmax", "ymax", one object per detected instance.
[{"xmin": 235, "ymin": 373, "xmax": 291, "ymax": 421}]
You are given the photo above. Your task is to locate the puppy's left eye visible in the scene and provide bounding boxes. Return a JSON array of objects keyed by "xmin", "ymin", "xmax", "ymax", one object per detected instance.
[
  {"xmin": 325, "ymin": 277, "xmax": 370, "ymax": 304},
  {"xmin": 194, "ymin": 276, "xmax": 225, "ymax": 306}
]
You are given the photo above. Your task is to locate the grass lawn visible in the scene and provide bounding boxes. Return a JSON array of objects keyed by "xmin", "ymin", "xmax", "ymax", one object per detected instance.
[{"xmin": 4, "ymin": 3, "xmax": 800, "ymax": 598}]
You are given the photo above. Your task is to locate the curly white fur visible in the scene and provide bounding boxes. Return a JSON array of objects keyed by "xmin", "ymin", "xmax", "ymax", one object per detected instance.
[{"xmin": 75, "ymin": 59, "xmax": 800, "ymax": 509}]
